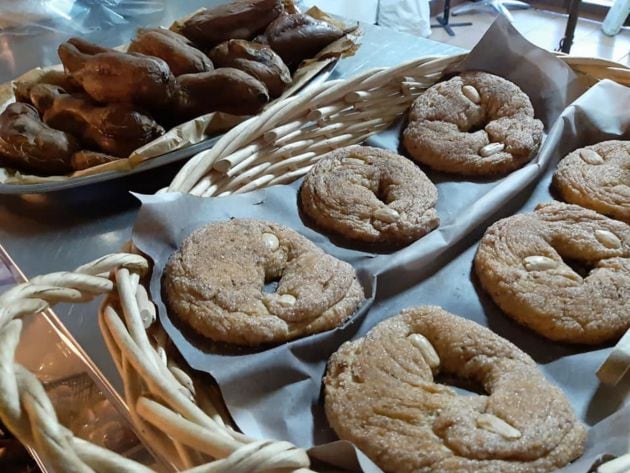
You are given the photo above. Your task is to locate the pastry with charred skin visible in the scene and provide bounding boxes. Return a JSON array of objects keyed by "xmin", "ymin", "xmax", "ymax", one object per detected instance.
[
  {"xmin": 30, "ymin": 83, "xmax": 164, "ymax": 158},
  {"xmin": 264, "ymin": 13, "xmax": 344, "ymax": 67},
  {"xmin": 71, "ymin": 150, "xmax": 120, "ymax": 171},
  {"xmin": 208, "ymin": 39, "xmax": 291, "ymax": 97},
  {"xmin": 0, "ymin": 102, "xmax": 81, "ymax": 175},
  {"xmin": 58, "ymin": 37, "xmax": 177, "ymax": 110},
  {"xmin": 174, "ymin": 67, "xmax": 269, "ymax": 118},
  {"xmin": 128, "ymin": 28, "xmax": 214, "ymax": 76},
  {"xmin": 173, "ymin": 0, "xmax": 284, "ymax": 49}
]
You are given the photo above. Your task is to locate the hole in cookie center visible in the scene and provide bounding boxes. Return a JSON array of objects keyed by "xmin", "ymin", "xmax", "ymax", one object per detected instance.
[
  {"xmin": 466, "ymin": 121, "xmax": 486, "ymax": 134},
  {"xmin": 373, "ymin": 179, "xmax": 392, "ymax": 205},
  {"xmin": 434, "ymin": 372, "xmax": 486, "ymax": 397},
  {"xmin": 262, "ymin": 279, "xmax": 279, "ymax": 294},
  {"xmin": 560, "ymin": 256, "xmax": 596, "ymax": 278}
]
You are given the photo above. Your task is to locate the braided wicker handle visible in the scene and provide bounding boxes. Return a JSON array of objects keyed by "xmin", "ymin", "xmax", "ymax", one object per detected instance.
[{"xmin": 0, "ymin": 254, "xmax": 312, "ymax": 473}]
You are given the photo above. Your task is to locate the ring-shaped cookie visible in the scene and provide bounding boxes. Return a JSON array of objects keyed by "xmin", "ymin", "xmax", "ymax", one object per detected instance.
[
  {"xmin": 163, "ymin": 219, "xmax": 365, "ymax": 346},
  {"xmin": 474, "ymin": 202, "xmax": 630, "ymax": 344},
  {"xmin": 553, "ymin": 140, "xmax": 630, "ymax": 223},
  {"xmin": 299, "ymin": 146, "xmax": 439, "ymax": 245},
  {"xmin": 403, "ymin": 71, "xmax": 544, "ymax": 176},
  {"xmin": 324, "ymin": 306, "xmax": 586, "ymax": 473}
]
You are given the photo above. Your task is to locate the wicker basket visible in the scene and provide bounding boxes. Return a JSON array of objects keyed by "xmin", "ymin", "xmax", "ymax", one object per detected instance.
[{"xmin": 1, "ymin": 53, "xmax": 629, "ymax": 473}]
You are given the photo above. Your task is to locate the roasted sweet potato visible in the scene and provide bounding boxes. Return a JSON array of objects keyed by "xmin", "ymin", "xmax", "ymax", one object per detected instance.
[
  {"xmin": 71, "ymin": 150, "xmax": 120, "ymax": 170},
  {"xmin": 208, "ymin": 39, "xmax": 291, "ymax": 98},
  {"xmin": 58, "ymin": 37, "xmax": 177, "ymax": 109},
  {"xmin": 174, "ymin": 0, "xmax": 283, "ymax": 48},
  {"xmin": 128, "ymin": 28, "xmax": 213, "ymax": 76},
  {"xmin": 30, "ymin": 84, "xmax": 164, "ymax": 158},
  {"xmin": 175, "ymin": 67, "xmax": 269, "ymax": 118},
  {"xmin": 264, "ymin": 13, "xmax": 344, "ymax": 67},
  {"xmin": 0, "ymin": 103, "xmax": 80, "ymax": 175}
]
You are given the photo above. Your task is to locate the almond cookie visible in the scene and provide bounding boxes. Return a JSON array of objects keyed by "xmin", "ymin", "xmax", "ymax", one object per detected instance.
[
  {"xmin": 299, "ymin": 146, "xmax": 439, "ymax": 245},
  {"xmin": 163, "ymin": 219, "xmax": 364, "ymax": 346},
  {"xmin": 403, "ymin": 72, "xmax": 543, "ymax": 176},
  {"xmin": 553, "ymin": 140, "xmax": 630, "ymax": 223},
  {"xmin": 324, "ymin": 306, "xmax": 586, "ymax": 473},
  {"xmin": 475, "ymin": 202, "xmax": 630, "ymax": 344}
]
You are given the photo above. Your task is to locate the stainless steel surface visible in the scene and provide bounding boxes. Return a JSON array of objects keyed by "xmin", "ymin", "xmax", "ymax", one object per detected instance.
[{"xmin": 0, "ymin": 6, "xmax": 464, "ymax": 390}]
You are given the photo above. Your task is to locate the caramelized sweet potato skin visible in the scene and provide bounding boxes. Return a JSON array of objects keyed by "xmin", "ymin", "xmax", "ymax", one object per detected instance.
[
  {"xmin": 175, "ymin": 67, "xmax": 269, "ymax": 118},
  {"xmin": 128, "ymin": 28, "xmax": 213, "ymax": 76},
  {"xmin": 175, "ymin": 0, "xmax": 283, "ymax": 48},
  {"xmin": 209, "ymin": 39, "xmax": 290, "ymax": 98},
  {"xmin": 0, "ymin": 103, "xmax": 80, "ymax": 175},
  {"xmin": 58, "ymin": 37, "xmax": 177, "ymax": 109},
  {"xmin": 30, "ymin": 84, "xmax": 164, "ymax": 158},
  {"xmin": 264, "ymin": 13, "xmax": 344, "ymax": 67},
  {"xmin": 71, "ymin": 150, "xmax": 120, "ymax": 170}
]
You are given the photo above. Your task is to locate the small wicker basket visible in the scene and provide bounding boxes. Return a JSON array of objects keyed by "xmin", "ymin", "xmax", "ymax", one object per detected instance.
[{"xmin": 0, "ymin": 53, "xmax": 629, "ymax": 473}]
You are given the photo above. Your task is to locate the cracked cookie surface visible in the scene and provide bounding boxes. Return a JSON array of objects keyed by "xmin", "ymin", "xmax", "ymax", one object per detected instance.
[
  {"xmin": 403, "ymin": 72, "xmax": 543, "ymax": 176},
  {"xmin": 553, "ymin": 140, "xmax": 630, "ymax": 223},
  {"xmin": 324, "ymin": 306, "xmax": 585, "ymax": 473},
  {"xmin": 300, "ymin": 145, "xmax": 439, "ymax": 245},
  {"xmin": 163, "ymin": 219, "xmax": 364, "ymax": 346},
  {"xmin": 475, "ymin": 202, "xmax": 630, "ymax": 344}
]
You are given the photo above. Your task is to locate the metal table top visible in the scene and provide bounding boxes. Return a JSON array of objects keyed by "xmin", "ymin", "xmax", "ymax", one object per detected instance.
[{"xmin": 0, "ymin": 4, "xmax": 463, "ymax": 389}]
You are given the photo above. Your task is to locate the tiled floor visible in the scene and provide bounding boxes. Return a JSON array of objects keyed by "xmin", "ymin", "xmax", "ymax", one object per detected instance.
[{"xmin": 429, "ymin": 6, "xmax": 630, "ymax": 65}]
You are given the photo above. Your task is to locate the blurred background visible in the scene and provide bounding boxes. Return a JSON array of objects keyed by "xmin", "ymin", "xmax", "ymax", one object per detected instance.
[{"xmin": 0, "ymin": 0, "xmax": 627, "ymax": 83}]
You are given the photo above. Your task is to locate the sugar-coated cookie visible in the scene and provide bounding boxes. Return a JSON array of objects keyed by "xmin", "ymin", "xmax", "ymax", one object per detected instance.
[
  {"xmin": 300, "ymin": 145, "xmax": 439, "ymax": 245},
  {"xmin": 324, "ymin": 306, "xmax": 586, "ymax": 473},
  {"xmin": 403, "ymin": 72, "xmax": 543, "ymax": 176},
  {"xmin": 164, "ymin": 219, "xmax": 364, "ymax": 346}
]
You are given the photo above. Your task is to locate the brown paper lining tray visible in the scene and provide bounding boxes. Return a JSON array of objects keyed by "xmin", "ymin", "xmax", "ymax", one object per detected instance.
[{"xmin": 0, "ymin": 16, "xmax": 629, "ymax": 473}]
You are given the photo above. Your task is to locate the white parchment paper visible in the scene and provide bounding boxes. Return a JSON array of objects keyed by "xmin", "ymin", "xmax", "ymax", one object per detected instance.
[{"xmin": 131, "ymin": 18, "xmax": 630, "ymax": 473}]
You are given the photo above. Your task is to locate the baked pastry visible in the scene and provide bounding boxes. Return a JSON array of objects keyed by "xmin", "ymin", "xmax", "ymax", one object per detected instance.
[
  {"xmin": 403, "ymin": 72, "xmax": 543, "ymax": 176},
  {"xmin": 163, "ymin": 219, "xmax": 364, "ymax": 346},
  {"xmin": 553, "ymin": 140, "xmax": 630, "ymax": 223},
  {"xmin": 13, "ymin": 69, "xmax": 79, "ymax": 104},
  {"xmin": 299, "ymin": 145, "xmax": 439, "ymax": 245},
  {"xmin": 128, "ymin": 28, "xmax": 214, "ymax": 76},
  {"xmin": 264, "ymin": 13, "xmax": 344, "ymax": 67},
  {"xmin": 173, "ymin": 0, "xmax": 284, "ymax": 49},
  {"xmin": 29, "ymin": 84, "xmax": 164, "ymax": 158},
  {"xmin": 208, "ymin": 39, "xmax": 291, "ymax": 98},
  {"xmin": 174, "ymin": 67, "xmax": 269, "ymax": 118},
  {"xmin": 71, "ymin": 150, "xmax": 120, "ymax": 170},
  {"xmin": 474, "ymin": 202, "xmax": 630, "ymax": 344},
  {"xmin": 58, "ymin": 37, "xmax": 177, "ymax": 110},
  {"xmin": 324, "ymin": 306, "xmax": 586, "ymax": 473},
  {"xmin": 0, "ymin": 102, "xmax": 80, "ymax": 175}
]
